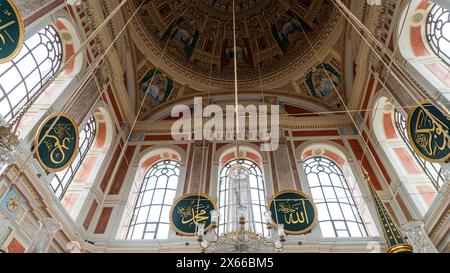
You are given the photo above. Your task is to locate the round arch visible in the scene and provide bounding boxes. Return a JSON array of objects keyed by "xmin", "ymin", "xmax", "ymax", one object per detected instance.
[
  {"xmin": 370, "ymin": 94, "xmax": 440, "ymax": 218},
  {"xmin": 116, "ymin": 145, "xmax": 187, "ymax": 240},
  {"xmin": 396, "ymin": 0, "xmax": 450, "ymax": 101},
  {"xmin": 296, "ymin": 141, "xmax": 380, "ymax": 237}
]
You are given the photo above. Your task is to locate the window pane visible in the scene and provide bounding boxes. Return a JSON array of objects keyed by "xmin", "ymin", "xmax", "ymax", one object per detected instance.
[
  {"xmin": 127, "ymin": 160, "xmax": 180, "ymax": 240},
  {"xmin": 304, "ymin": 156, "xmax": 368, "ymax": 238},
  {"xmin": 160, "ymin": 206, "xmax": 171, "ymax": 223},
  {"xmin": 394, "ymin": 109, "xmax": 444, "ymax": 190},
  {"xmin": 156, "ymin": 224, "xmax": 170, "ymax": 239},
  {"xmin": 218, "ymin": 159, "xmax": 267, "ymax": 236},
  {"xmin": 153, "ymin": 190, "xmax": 165, "ymax": 204},
  {"xmin": 164, "ymin": 190, "xmax": 176, "ymax": 205},
  {"xmin": 427, "ymin": 5, "xmax": 450, "ymax": 66},
  {"xmin": 50, "ymin": 117, "xmax": 96, "ymax": 199},
  {"xmin": 319, "ymin": 221, "xmax": 335, "ymax": 237},
  {"xmin": 0, "ymin": 25, "xmax": 62, "ymax": 123},
  {"xmin": 316, "ymin": 203, "xmax": 330, "ymax": 221},
  {"xmin": 136, "ymin": 207, "xmax": 149, "ymax": 224}
]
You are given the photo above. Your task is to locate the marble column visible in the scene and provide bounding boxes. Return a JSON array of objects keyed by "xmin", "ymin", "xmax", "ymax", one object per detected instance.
[{"xmin": 401, "ymin": 221, "xmax": 438, "ymax": 253}]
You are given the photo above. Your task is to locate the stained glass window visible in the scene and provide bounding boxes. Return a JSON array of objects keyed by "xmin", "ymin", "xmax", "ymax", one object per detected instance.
[
  {"xmin": 304, "ymin": 156, "xmax": 368, "ymax": 238},
  {"xmin": 127, "ymin": 160, "xmax": 180, "ymax": 240},
  {"xmin": 218, "ymin": 159, "xmax": 267, "ymax": 236},
  {"xmin": 0, "ymin": 26, "xmax": 63, "ymax": 122}
]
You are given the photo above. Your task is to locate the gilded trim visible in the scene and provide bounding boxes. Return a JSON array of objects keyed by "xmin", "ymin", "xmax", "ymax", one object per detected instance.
[
  {"xmin": 406, "ymin": 100, "xmax": 450, "ymax": 163},
  {"xmin": 169, "ymin": 193, "xmax": 217, "ymax": 237},
  {"xmin": 267, "ymin": 189, "xmax": 318, "ymax": 235},
  {"xmin": 388, "ymin": 244, "xmax": 414, "ymax": 253},
  {"xmin": 0, "ymin": 0, "xmax": 25, "ymax": 64},
  {"xmin": 34, "ymin": 112, "xmax": 79, "ymax": 173}
]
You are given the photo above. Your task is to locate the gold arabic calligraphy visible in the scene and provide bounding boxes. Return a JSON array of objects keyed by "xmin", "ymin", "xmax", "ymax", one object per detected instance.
[
  {"xmin": 278, "ymin": 200, "xmax": 310, "ymax": 225},
  {"xmin": 43, "ymin": 122, "xmax": 74, "ymax": 164},
  {"xmin": 0, "ymin": 8, "xmax": 17, "ymax": 51},
  {"xmin": 177, "ymin": 200, "xmax": 210, "ymax": 227},
  {"xmin": 414, "ymin": 108, "xmax": 449, "ymax": 156}
]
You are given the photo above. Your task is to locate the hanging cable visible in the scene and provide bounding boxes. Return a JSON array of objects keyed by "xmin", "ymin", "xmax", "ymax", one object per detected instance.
[
  {"xmin": 99, "ymin": 6, "xmax": 185, "ymax": 209},
  {"xmin": 294, "ymin": 4, "xmax": 410, "ymax": 201},
  {"xmin": 331, "ymin": 0, "xmax": 450, "ymax": 145},
  {"xmin": 11, "ymin": 0, "xmax": 132, "ymax": 132},
  {"xmin": 7, "ymin": 0, "xmax": 148, "ymax": 189}
]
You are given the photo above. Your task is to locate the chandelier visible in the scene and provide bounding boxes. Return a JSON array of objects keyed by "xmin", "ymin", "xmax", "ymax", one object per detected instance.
[
  {"xmin": 0, "ymin": 124, "xmax": 19, "ymax": 169},
  {"xmin": 195, "ymin": 0, "xmax": 287, "ymax": 253},
  {"xmin": 196, "ymin": 164, "xmax": 286, "ymax": 253}
]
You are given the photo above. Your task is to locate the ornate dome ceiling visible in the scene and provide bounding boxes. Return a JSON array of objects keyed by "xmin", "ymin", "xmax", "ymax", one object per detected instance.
[{"xmin": 132, "ymin": 0, "xmax": 339, "ymax": 84}]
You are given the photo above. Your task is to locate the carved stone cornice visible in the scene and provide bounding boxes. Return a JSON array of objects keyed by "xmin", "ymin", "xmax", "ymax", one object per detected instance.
[
  {"xmin": 140, "ymin": 91, "xmax": 334, "ymax": 121},
  {"xmin": 131, "ymin": 115, "xmax": 353, "ymax": 135},
  {"xmin": 348, "ymin": 3, "xmax": 383, "ymax": 111},
  {"xmin": 85, "ymin": 0, "xmax": 135, "ymax": 122}
]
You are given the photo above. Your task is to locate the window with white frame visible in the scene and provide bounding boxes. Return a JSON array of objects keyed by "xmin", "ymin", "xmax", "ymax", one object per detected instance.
[
  {"xmin": 304, "ymin": 156, "xmax": 368, "ymax": 238},
  {"xmin": 394, "ymin": 109, "xmax": 445, "ymax": 190},
  {"xmin": 426, "ymin": 4, "xmax": 450, "ymax": 66},
  {"xmin": 50, "ymin": 117, "xmax": 96, "ymax": 199},
  {"xmin": 0, "ymin": 25, "xmax": 62, "ymax": 122},
  {"xmin": 127, "ymin": 160, "xmax": 180, "ymax": 240},
  {"xmin": 218, "ymin": 159, "xmax": 267, "ymax": 236}
]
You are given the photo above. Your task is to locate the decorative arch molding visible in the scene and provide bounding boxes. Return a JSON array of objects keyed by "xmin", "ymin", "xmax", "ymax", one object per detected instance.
[
  {"xmin": 115, "ymin": 145, "xmax": 187, "ymax": 240},
  {"xmin": 61, "ymin": 104, "xmax": 115, "ymax": 220},
  {"xmin": 216, "ymin": 145, "xmax": 265, "ymax": 167},
  {"xmin": 209, "ymin": 143, "xmax": 273, "ymax": 203},
  {"xmin": 25, "ymin": 7, "xmax": 84, "ymax": 65},
  {"xmin": 53, "ymin": 17, "xmax": 84, "ymax": 77},
  {"xmin": 136, "ymin": 145, "xmax": 187, "ymax": 168},
  {"xmin": 396, "ymin": 0, "xmax": 450, "ymax": 101},
  {"xmin": 140, "ymin": 91, "xmax": 335, "ymax": 122},
  {"xmin": 370, "ymin": 95, "xmax": 440, "ymax": 218},
  {"xmin": 296, "ymin": 140, "xmax": 351, "ymax": 165},
  {"xmin": 92, "ymin": 105, "xmax": 114, "ymax": 151},
  {"xmin": 13, "ymin": 11, "xmax": 86, "ymax": 141}
]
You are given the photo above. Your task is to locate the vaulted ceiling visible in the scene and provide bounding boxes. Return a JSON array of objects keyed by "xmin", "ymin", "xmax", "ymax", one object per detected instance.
[{"xmin": 123, "ymin": 0, "xmax": 350, "ymax": 121}]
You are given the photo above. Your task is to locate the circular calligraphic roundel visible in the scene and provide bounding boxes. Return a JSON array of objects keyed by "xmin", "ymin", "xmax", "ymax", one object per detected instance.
[
  {"xmin": 35, "ymin": 113, "xmax": 79, "ymax": 172},
  {"xmin": 170, "ymin": 193, "xmax": 217, "ymax": 236},
  {"xmin": 0, "ymin": 0, "xmax": 25, "ymax": 63},
  {"xmin": 268, "ymin": 190, "xmax": 317, "ymax": 235},
  {"xmin": 407, "ymin": 101, "xmax": 450, "ymax": 163}
]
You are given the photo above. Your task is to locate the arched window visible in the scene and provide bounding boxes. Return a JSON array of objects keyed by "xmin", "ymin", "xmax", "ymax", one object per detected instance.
[
  {"xmin": 394, "ymin": 109, "xmax": 445, "ymax": 190},
  {"xmin": 426, "ymin": 5, "xmax": 450, "ymax": 66},
  {"xmin": 0, "ymin": 25, "xmax": 63, "ymax": 122},
  {"xmin": 127, "ymin": 160, "xmax": 180, "ymax": 240},
  {"xmin": 50, "ymin": 117, "xmax": 96, "ymax": 199},
  {"xmin": 218, "ymin": 159, "xmax": 267, "ymax": 236},
  {"xmin": 304, "ymin": 156, "xmax": 368, "ymax": 238}
]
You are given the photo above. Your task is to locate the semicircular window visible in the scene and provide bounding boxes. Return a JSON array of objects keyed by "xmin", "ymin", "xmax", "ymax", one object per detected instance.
[{"xmin": 426, "ymin": 5, "xmax": 450, "ymax": 66}]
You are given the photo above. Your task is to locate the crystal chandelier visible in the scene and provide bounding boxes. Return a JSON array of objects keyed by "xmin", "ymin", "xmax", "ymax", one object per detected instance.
[
  {"xmin": 196, "ymin": 164, "xmax": 286, "ymax": 253},
  {"xmin": 0, "ymin": 124, "xmax": 19, "ymax": 169},
  {"xmin": 196, "ymin": 0, "xmax": 287, "ymax": 253}
]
